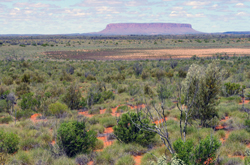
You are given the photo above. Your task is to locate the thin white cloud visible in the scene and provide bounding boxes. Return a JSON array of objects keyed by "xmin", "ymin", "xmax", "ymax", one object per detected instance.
[
  {"xmin": 13, "ymin": 2, "xmax": 59, "ymax": 8},
  {"xmin": 183, "ymin": 1, "xmax": 210, "ymax": 6}
]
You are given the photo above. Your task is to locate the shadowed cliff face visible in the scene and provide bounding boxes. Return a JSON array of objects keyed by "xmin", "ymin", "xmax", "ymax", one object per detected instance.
[{"xmin": 96, "ymin": 23, "xmax": 202, "ymax": 35}]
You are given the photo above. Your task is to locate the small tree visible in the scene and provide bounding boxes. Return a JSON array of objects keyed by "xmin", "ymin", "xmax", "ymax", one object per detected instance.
[
  {"xmin": 62, "ymin": 83, "xmax": 81, "ymax": 110},
  {"xmin": 57, "ymin": 120, "xmax": 97, "ymax": 157},
  {"xmin": 114, "ymin": 112, "xmax": 156, "ymax": 146},
  {"xmin": 182, "ymin": 63, "xmax": 221, "ymax": 127}
]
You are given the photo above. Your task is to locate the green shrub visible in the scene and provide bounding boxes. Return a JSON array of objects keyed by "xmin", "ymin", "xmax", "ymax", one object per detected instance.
[
  {"xmin": 0, "ymin": 130, "xmax": 20, "ymax": 154},
  {"xmin": 173, "ymin": 135, "xmax": 221, "ymax": 165},
  {"xmin": 48, "ymin": 102, "xmax": 69, "ymax": 117},
  {"xmin": 20, "ymin": 93, "xmax": 38, "ymax": 111},
  {"xmin": 115, "ymin": 154, "xmax": 135, "ymax": 165},
  {"xmin": 245, "ymin": 119, "xmax": 250, "ymax": 132},
  {"xmin": 113, "ymin": 112, "xmax": 156, "ymax": 146},
  {"xmin": 20, "ymin": 137, "xmax": 40, "ymax": 150},
  {"xmin": 99, "ymin": 116, "xmax": 117, "ymax": 128},
  {"xmin": 57, "ymin": 120, "xmax": 97, "ymax": 157},
  {"xmin": 86, "ymin": 74, "xmax": 96, "ymax": 81},
  {"xmin": 62, "ymin": 83, "xmax": 81, "ymax": 110},
  {"xmin": 178, "ymin": 69, "xmax": 187, "ymax": 78},
  {"xmin": 90, "ymin": 124, "xmax": 105, "ymax": 134},
  {"xmin": 227, "ymin": 130, "xmax": 250, "ymax": 144},
  {"xmin": 2, "ymin": 76, "xmax": 13, "ymax": 85},
  {"xmin": 94, "ymin": 139, "xmax": 104, "ymax": 150},
  {"xmin": 0, "ymin": 116, "xmax": 13, "ymax": 124},
  {"xmin": 223, "ymin": 82, "xmax": 241, "ymax": 96},
  {"xmin": 88, "ymin": 108, "xmax": 100, "ymax": 114},
  {"xmin": 16, "ymin": 109, "xmax": 33, "ymax": 120},
  {"xmin": 117, "ymin": 105, "xmax": 128, "ymax": 113}
]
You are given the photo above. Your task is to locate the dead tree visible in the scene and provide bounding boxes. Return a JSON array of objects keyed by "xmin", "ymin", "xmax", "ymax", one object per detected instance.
[{"xmin": 176, "ymin": 78, "xmax": 199, "ymax": 142}]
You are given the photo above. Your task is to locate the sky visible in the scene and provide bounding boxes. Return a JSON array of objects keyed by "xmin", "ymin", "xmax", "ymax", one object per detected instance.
[{"xmin": 0, "ymin": 0, "xmax": 250, "ymax": 34}]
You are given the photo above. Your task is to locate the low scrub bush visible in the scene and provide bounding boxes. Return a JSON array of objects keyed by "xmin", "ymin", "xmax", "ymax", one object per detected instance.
[
  {"xmin": 0, "ymin": 130, "xmax": 20, "ymax": 154},
  {"xmin": 99, "ymin": 116, "xmax": 117, "ymax": 128},
  {"xmin": 57, "ymin": 120, "xmax": 97, "ymax": 157},
  {"xmin": 115, "ymin": 154, "xmax": 135, "ymax": 165},
  {"xmin": 0, "ymin": 116, "xmax": 13, "ymax": 124},
  {"xmin": 48, "ymin": 102, "xmax": 69, "ymax": 117},
  {"xmin": 113, "ymin": 112, "xmax": 156, "ymax": 146},
  {"xmin": 173, "ymin": 135, "xmax": 221, "ymax": 165},
  {"xmin": 20, "ymin": 137, "xmax": 40, "ymax": 150}
]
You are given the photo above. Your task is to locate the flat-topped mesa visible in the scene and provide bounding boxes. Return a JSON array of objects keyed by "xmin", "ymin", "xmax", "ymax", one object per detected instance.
[{"xmin": 96, "ymin": 23, "xmax": 201, "ymax": 35}]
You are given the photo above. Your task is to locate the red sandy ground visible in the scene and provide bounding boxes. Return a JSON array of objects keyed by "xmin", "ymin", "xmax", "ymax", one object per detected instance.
[
  {"xmin": 78, "ymin": 104, "xmax": 147, "ymax": 118},
  {"xmin": 96, "ymin": 127, "xmax": 114, "ymax": 152},
  {"xmin": 154, "ymin": 117, "xmax": 168, "ymax": 124},
  {"xmin": 220, "ymin": 131, "xmax": 230, "ymax": 144},
  {"xmin": 239, "ymin": 97, "xmax": 250, "ymax": 105},
  {"xmin": 30, "ymin": 113, "xmax": 48, "ymax": 123},
  {"xmin": 78, "ymin": 111, "xmax": 94, "ymax": 117},
  {"xmin": 133, "ymin": 155, "xmax": 142, "ymax": 165},
  {"xmin": 215, "ymin": 116, "xmax": 230, "ymax": 130}
]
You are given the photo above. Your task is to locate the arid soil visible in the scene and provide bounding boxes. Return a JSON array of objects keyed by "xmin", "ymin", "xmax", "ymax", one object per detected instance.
[{"xmin": 45, "ymin": 48, "xmax": 250, "ymax": 60}]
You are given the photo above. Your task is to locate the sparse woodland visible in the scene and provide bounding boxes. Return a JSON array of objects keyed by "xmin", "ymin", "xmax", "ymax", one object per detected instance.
[{"xmin": 0, "ymin": 35, "xmax": 250, "ymax": 165}]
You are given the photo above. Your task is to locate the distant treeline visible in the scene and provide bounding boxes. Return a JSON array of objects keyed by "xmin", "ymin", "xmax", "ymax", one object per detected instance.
[{"xmin": 0, "ymin": 33, "xmax": 250, "ymax": 40}]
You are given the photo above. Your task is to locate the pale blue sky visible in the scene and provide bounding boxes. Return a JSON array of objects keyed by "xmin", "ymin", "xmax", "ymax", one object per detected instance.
[{"xmin": 0, "ymin": 0, "xmax": 249, "ymax": 34}]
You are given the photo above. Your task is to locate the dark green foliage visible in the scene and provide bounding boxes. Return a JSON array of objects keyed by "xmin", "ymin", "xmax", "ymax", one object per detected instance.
[
  {"xmin": 86, "ymin": 74, "xmax": 96, "ymax": 81},
  {"xmin": 185, "ymin": 63, "xmax": 221, "ymax": 127},
  {"xmin": 21, "ymin": 73, "xmax": 31, "ymax": 83},
  {"xmin": 128, "ymin": 84, "xmax": 140, "ymax": 96},
  {"xmin": 20, "ymin": 93, "xmax": 39, "ymax": 111},
  {"xmin": 113, "ymin": 112, "xmax": 156, "ymax": 146},
  {"xmin": 16, "ymin": 109, "xmax": 33, "ymax": 120},
  {"xmin": 245, "ymin": 120, "xmax": 250, "ymax": 132},
  {"xmin": 173, "ymin": 135, "xmax": 221, "ymax": 165},
  {"xmin": 16, "ymin": 83, "xmax": 30, "ymax": 97},
  {"xmin": 155, "ymin": 69, "xmax": 166, "ymax": 80},
  {"xmin": 57, "ymin": 120, "xmax": 97, "ymax": 157},
  {"xmin": 133, "ymin": 63, "xmax": 143, "ymax": 76},
  {"xmin": 0, "ymin": 116, "xmax": 13, "ymax": 124},
  {"xmin": 178, "ymin": 69, "xmax": 187, "ymax": 78},
  {"xmin": 173, "ymin": 138, "xmax": 194, "ymax": 164},
  {"xmin": 224, "ymin": 82, "xmax": 241, "ymax": 96},
  {"xmin": 157, "ymin": 84, "xmax": 172, "ymax": 101},
  {"xmin": 62, "ymin": 83, "xmax": 81, "ymax": 110},
  {"xmin": 86, "ymin": 89, "xmax": 114, "ymax": 107},
  {"xmin": 193, "ymin": 136, "xmax": 221, "ymax": 164},
  {"xmin": 0, "ymin": 130, "xmax": 20, "ymax": 154}
]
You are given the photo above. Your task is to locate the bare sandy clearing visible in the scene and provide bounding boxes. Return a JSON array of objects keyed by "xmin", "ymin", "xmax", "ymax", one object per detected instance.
[{"xmin": 45, "ymin": 48, "xmax": 250, "ymax": 60}]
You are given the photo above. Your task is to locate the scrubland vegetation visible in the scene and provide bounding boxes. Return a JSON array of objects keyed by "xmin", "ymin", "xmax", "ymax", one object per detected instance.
[{"xmin": 0, "ymin": 34, "xmax": 250, "ymax": 165}]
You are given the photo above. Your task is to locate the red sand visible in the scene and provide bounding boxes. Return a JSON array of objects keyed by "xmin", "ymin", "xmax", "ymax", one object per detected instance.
[
  {"xmin": 97, "ymin": 136, "xmax": 114, "ymax": 151},
  {"xmin": 51, "ymin": 140, "xmax": 56, "ymax": 145},
  {"xmin": 220, "ymin": 131, "xmax": 230, "ymax": 144},
  {"xmin": 104, "ymin": 127, "xmax": 113, "ymax": 134},
  {"xmin": 87, "ymin": 161, "xmax": 93, "ymax": 165},
  {"xmin": 133, "ymin": 155, "xmax": 142, "ymax": 165},
  {"xmin": 100, "ymin": 108, "xmax": 106, "ymax": 114},
  {"xmin": 78, "ymin": 111, "xmax": 94, "ymax": 117},
  {"xmin": 30, "ymin": 113, "xmax": 47, "ymax": 123},
  {"xmin": 239, "ymin": 98, "xmax": 250, "ymax": 104},
  {"xmin": 111, "ymin": 105, "xmax": 122, "ymax": 117},
  {"xmin": 215, "ymin": 125, "xmax": 225, "ymax": 130},
  {"xmin": 154, "ymin": 117, "xmax": 168, "ymax": 124},
  {"xmin": 215, "ymin": 116, "xmax": 230, "ymax": 130}
]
